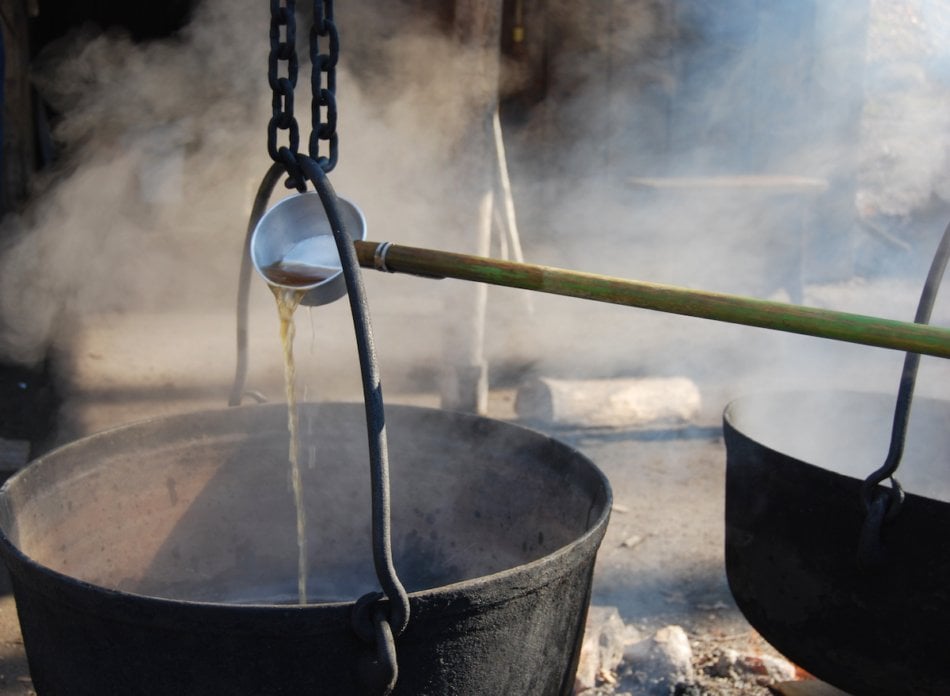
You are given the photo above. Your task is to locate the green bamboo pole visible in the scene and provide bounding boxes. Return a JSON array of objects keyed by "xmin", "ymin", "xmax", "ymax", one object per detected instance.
[{"xmin": 353, "ymin": 240, "xmax": 950, "ymax": 360}]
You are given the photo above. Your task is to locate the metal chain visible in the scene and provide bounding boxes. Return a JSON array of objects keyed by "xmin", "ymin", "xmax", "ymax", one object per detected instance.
[
  {"xmin": 310, "ymin": 0, "xmax": 339, "ymax": 172},
  {"xmin": 267, "ymin": 1, "xmax": 301, "ymax": 169},
  {"xmin": 267, "ymin": 0, "xmax": 339, "ymax": 187}
]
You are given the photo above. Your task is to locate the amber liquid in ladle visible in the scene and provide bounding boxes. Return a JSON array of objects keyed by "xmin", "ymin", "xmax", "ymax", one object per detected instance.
[{"xmin": 261, "ymin": 260, "xmax": 338, "ymax": 288}]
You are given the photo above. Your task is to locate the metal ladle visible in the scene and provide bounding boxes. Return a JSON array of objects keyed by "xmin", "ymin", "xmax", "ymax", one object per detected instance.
[{"xmin": 250, "ymin": 191, "xmax": 366, "ymax": 307}]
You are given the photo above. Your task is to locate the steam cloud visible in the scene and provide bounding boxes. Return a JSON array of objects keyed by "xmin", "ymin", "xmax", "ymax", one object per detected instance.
[
  {"xmin": 0, "ymin": 2, "xmax": 271, "ymax": 363},
  {"xmin": 0, "ymin": 0, "xmax": 949, "ymax": 407}
]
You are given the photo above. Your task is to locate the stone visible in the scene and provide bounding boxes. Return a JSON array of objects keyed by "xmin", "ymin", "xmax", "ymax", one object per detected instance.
[
  {"xmin": 712, "ymin": 648, "xmax": 797, "ymax": 684},
  {"xmin": 736, "ymin": 652, "xmax": 797, "ymax": 684},
  {"xmin": 622, "ymin": 625, "xmax": 695, "ymax": 694},
  {"xmin": 574, "ymin": 606, "xmax": 631, "ymax": 692}
]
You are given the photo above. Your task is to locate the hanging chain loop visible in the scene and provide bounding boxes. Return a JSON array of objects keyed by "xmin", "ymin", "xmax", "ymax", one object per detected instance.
[{"xmin": 352, "ymin": 592, "xmax": 399, "ymax": 695}]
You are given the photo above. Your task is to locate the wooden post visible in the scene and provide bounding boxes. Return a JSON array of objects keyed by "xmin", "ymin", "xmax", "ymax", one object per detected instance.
[
  {"xmin": 0, "ymin": 0, "xmax": 35, "ymax": 217},
  {"xmin": 439, "ymin": 0, "xmax": 503, "ymax": 414}
]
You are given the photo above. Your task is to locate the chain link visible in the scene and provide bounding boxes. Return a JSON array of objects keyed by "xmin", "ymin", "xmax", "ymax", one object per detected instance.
[
  {"xmin": 310, "ymin": 0, "xmax": 339, "ymax": 171},
  {"xmin": 267, "ymin": 0, "xmax": 300, "ymax": 165},
  {"xmin": 268, "ymin": 0, "xmax": 339, "ymax": 182},
  {"xmin": 267, "ymin": 0, "xmax": 340, "ymax": 182}
]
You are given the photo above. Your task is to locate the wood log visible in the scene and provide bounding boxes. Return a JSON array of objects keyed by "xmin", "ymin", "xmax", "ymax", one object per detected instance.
[{"xmin": 515, "ymin": 376, "xmax": 701, "ymax": 427}]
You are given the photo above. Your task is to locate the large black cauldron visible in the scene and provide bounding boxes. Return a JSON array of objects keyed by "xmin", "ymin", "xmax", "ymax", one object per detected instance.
[
  {"xmin": 0, "ymin": 403, "xmax": 611, "ymax": 695},
  {"xmin": 724, "ymin": 390, "xmax": 950, "ymax": 696}
]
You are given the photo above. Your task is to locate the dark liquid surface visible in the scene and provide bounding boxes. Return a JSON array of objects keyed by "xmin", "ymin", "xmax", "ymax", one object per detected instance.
[
  {"xmin": 205, "ymin": 581, "xmax": 350, "ymax": 606},
  {"xmin": 262, "ymin": 262, "xmax": 337, "ymax": 287}
]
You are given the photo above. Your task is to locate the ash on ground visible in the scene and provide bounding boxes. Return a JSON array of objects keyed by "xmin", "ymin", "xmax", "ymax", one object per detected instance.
[{"xmin": 575, "ymin": 606, "xmax": 806, "ymax": 696}]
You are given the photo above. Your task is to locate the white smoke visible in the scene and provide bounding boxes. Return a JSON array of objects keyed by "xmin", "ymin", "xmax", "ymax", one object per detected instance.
[
  {"xmin": 0, "ymin": 2, "xmax": 273, "ymax": 364},
  {"xmin": 1, "ymin": 0, "xmax": 949, "ymax": 408}
]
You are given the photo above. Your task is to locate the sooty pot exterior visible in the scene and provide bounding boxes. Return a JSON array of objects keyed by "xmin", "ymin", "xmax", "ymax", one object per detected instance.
[
  {"xmin": 724, "ymin": 390, "xmax": 950, "ymax": 696},
  {"xmin": 0, "ymin": 403, "xmax": 611, "ymax": 695}
]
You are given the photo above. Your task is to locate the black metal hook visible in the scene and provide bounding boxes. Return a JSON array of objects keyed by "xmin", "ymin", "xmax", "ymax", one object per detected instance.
[
  {"xmin": 296, "ymin": 154, "xmax": 410, "ymax": 638},
  {"xmin": 859, "ymin": 217, "xmax": 950, "ymax": 564}
]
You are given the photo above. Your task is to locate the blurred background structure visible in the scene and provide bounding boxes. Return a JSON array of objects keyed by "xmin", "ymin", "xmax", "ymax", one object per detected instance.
[
  {"xmin": 1, "ymin": 3, "xmax": 950, "ymax": 693},
  {"xmin": 0, "ymin": 0, "xmax": 949, "ymax": 463}
]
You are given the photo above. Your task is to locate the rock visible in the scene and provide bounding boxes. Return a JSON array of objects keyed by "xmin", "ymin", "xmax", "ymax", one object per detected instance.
[
  {"xmin": 738, "ymin": 653, "xmax": 797, "ymax": 684},
  {"xmin": 622, "ymin": 625, "xmax": 695, "ymax": 694},
  {"xmin": 620, "ymin": 533, "xmax": 647, "ymax": 549},
  {"xmin": 711, "ymin": 648, "xmax": 797, "ymax": 684},
  {"xmin": 710, "ymin": 648, "xmax": 740, "ymax": 678},
  {"xmin": 575, "ymin": 606, "xmax": 631, "ymax": 691}
]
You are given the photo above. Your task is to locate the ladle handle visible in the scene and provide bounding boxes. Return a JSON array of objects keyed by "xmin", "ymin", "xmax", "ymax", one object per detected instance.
[{"xmin": 352, "ymin": 240, "xmax": 950, "ymax": 359}]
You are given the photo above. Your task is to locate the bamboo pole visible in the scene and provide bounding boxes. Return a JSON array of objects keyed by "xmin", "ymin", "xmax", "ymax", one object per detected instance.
[{"xmin": 354, "ymin": 240, "xmax": 950, "ymax": 360}]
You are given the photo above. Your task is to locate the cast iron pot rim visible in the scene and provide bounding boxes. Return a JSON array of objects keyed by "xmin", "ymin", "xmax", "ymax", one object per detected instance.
[
  {"xmin": 0, "ymin": 402, "xmax": 612, "ymax": 635},
  {"xmin": 722, "ymin": 387, "xmax": 946, "ymax": 494}
]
